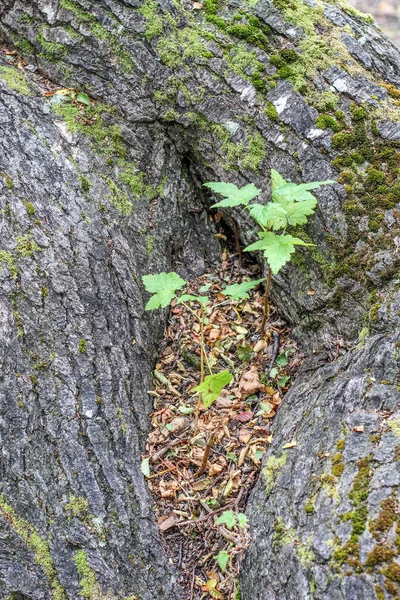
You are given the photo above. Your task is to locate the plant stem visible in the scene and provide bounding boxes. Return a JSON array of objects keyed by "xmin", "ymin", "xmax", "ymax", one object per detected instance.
[
  {"xmin": 195, "ymin": 430, "xmax": 215, "ymax": 477},
  {"xmin": 194, "ymin": 307, "xmax": 206, "ymax": 435},
  {"xmin": 260, "ymin": 265, "xmax": 272, "ymax": 339}
]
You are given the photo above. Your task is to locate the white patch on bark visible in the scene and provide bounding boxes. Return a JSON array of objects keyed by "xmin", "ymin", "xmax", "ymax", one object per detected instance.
[{"xmin": 273, "ymin": 95, "xmax": 289, "ymax": 115}]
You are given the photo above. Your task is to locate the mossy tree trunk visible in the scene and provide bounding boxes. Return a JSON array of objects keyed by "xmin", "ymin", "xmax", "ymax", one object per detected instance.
[{"xmin": 0, "ymin": 0, "xmax": 399, "ymax": 598}]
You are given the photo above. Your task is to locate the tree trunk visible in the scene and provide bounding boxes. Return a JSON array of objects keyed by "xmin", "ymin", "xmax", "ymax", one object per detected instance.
[{"xmin": 0, "ymin": 0, "xmax": 399, "ymax": 598}]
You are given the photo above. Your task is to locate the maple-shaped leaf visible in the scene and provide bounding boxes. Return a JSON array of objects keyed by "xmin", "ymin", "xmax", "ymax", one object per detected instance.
[
  {"xmin": 205, "ymin": 181, "xmax": 261, "ymax": 208},
  {"xmin": 284, "ymin": 198, "xmax": 317, "ymax": 226},
  {"xmin": 192, "ymin": 370, "xmax": 233, "ymax": 408},
  {"xmin": 142, "ymin": 272, "xmax": 186, "ymax": 310},
  {"xmin": 273, "ymin": 179, "xmax": 335, "ymax": 203},
  {"xmin": 215, "ymin": 510, "xmax": 237, "ymax": 529},
  {"xmin": 244, "ymin": 232, "xmax": 313, "ymax": 274},
  {"xmin": 215, "ymin": 549, "xmax": 230, "ymax": 572},
  {"xmin": 176, "ymin": 294, "xmax": 208, "ymax": 305},
  {"xmin": 271, "ymin": 168, "xmax": 287, "ymax": 191},
  {"xmin": 222, "ymin": 278, "xmax": 265, "ymax": 300}
]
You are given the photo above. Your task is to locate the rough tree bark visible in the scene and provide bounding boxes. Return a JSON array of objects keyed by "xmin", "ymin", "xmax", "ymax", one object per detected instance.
[{"xmin": 0, "ymin": 0, "xmax": 399, "ymax": 599}]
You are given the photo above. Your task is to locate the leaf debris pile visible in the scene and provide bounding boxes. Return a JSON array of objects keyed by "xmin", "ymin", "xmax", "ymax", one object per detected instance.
[{"xmin": 143, "ymin": 252, "xmax": 301, "ymax": 599}]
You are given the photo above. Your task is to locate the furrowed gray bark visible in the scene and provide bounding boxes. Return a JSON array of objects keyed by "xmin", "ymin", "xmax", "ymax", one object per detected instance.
[{"xmin": 0, "ymin": 0, "xmax": 399, "ymax": 598}]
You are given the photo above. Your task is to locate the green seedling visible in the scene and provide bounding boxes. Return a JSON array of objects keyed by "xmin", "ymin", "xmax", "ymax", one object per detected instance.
[{"xmin": 205, "ymin": 169, "xmax": 335, "ymax": 337}]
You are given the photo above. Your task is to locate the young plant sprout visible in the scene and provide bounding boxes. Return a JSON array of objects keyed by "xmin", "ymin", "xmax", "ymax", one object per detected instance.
[{"xmin": 204, "ymin": 169, "xmax": 335, "ymax": 338}]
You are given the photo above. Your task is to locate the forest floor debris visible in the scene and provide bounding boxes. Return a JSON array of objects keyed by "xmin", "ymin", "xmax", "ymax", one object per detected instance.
[{"xmin": 142, "ymin": 251, "xmax": 303, "ymax": 599}]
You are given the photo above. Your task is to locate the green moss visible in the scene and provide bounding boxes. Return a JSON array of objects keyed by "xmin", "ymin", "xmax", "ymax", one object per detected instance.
[
  {"xmin": 388, "ymin": 420, "xmax": 400, "ymax": 437},
  {"xmin": 336, "ymin": 439, "xmax": 345, "ymax": 452},
  {"xmin": 36, "ymin": 29, "xmax": 67, "ymax": 61},
  {"xmin": 265, "ymin": 101, "xmax": 279, "ymax": 121},
  {"xmin": 0, "ymin": 494, "xmax": 66, "ymax": 599},
  {"xmin": 41, "ymin": 286, "xmax": 49, "ymax": 297},
  {"xmin": 0, "ymin": 66, "xmax": 32, "ymax": 95},
  {"xmin": 382, "ymin": 563, "xmax": 400, "ymax": 584},
  {"xmin": 331, "ymin": 462, "xmax": 345, "ymax": 477},
  {"xmin": 78, "ymin": 338, "xmax": 87, "ymax": 353},
  {"xmin": 16, "ymin": 235, "xmax": 41, "ymax": 258},
  {"xmin": 65, "ymin": 495, "xmax": 89, "ymax": 519},
  {"xmin": 304, "ymin": 499, "xmax": 314, "ymax": 514},
  {"xmin": 162, "ymin": 108, "xmax": 178, "ymax": 121},
  {"xmin": 242, "ymin": 131, "xmax": 266, "ymax": 171},
  {"xmin": 263, "ymin": 452, "xmax": 287, "ymax": 494},
  {"xmin": 59, "ymin": 0, "xmax": 134, "ymax": 72},
  {"xmin": 350, "ymin": 103, "xmax": 366, "ymax": 122},
  {"xmin": 2, "ymin": 172, "xmax": 14, "ymax": 189},
  {"xmin": 24, "ymin": 201, "xmax": 35, "ymax": 216},
  {"xmin": 146, "ymin": 235, "xmax": 155, "ymax": 254},
  {"xmin": 74, "ymin": 550, "xmax": 97, "ymax": 598},
  {"xmin": 79, "ymin": 175, "xmax": 91, "ymax": 193},
  {"xmin": 315, "ymin": 114, "xmax": 341, "ymax": 132},
  {"xmin": 139, "ymin": 0, "xmax": 165, "ymax": 40},
  {"xmin": 158, "ymin": 28, "xmax": 213, "ymax": 67},
  {"xmin": 0, "ymin": 251, "xmax": 18, "ymax": 278},
  {"xmin": 365, "ymin": 544, "xmax": 395, "ymax": 567},
  {"xmin": 105, "ymin": 178, "xmax": 133, "ymax": 215},
  {"xmin": 370, "ymin": 497, "xmax": 397, "ymax": 538},
  {"xmin": 365, "ymin": 169, "xmax": 386, "ymax": 191}
]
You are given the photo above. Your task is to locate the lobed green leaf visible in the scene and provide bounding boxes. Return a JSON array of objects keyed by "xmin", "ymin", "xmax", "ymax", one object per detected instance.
[
  {"xmin": 192, "ymin": 370, "xmax": 233, "ymax": 408},
  {"xmin": 142, "ymin": 271, "xmax": 186, "ymax": 310}
]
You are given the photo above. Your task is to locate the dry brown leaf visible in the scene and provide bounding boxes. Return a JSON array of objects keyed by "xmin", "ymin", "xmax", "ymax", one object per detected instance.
[
  {"xmin": 253, "ymin": 339, "xmax": 267, "ymax": 353},
  {"xmin": 238, "ymin": 445, "xmax": 249, "ymax": 466},
  {"xmin": 239, "ymin": 428, "xmax": 252, "ymax": 444},
  {"xmin": 158, "ymin": 512, "xmax": 181, "ymax": 531},
  {"xmin": 159, "ymin": 479, "xmax": 179, "ymax": 498},
  {"xmin": 208, "ymin": 329, "xmax": 220, "ymax": 343},
  {"xmin": 208, "ymin": 463, "xmax": 223, "ymax": 476},
  {"xmin": 192, "ymin": 478, "xmax": 212, "ymax": 491},
  {"xmin": 353, "ymin": 425, "xmax": 365, "ymax": 433},
  {"xmin": 168, "ymin": 416, "xmax": 190, "ymax": 432},
  {"xmin": 239, "ymin": 365, "xmax": 265, "ymax": 398}
]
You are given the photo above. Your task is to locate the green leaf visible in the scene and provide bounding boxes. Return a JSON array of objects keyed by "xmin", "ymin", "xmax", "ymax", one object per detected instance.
[
  {"xmin": 273, "ymin": 179, "xmax": 335, "ymax": 203},
  {"xmin": 271, "ymin": 169, "xmax": 287, "ymax": 190},
  {"xmin": 179, "ymin": 405, "xmax": 194, "ymax": 414},
  {"xmin": 192, "ymin": 370, "xmax": 233, "ymax": 408},
  {"xmin": 254, "ymin": 450, "xmax": 264, "ymax": 460},
  {"xmin": 215, "ymin": 550, "xmax": 230, "ymax": 573},
  {"xmin": 279, "ymin": 375, "xmax": 291, "ymax": 387},
  {"xmin": 226, "ymin": 452, "xmax": 237, "ymax": 463},
  {"xmin": 198, "ymin": 283, "xmax": 212, "ymax": 293},
  {"xmin": 284, "ymin": 198, "xmax": 317, "ymax": 226},
  {"xmin": 142, "ymin": 272, "xmax": 186, "ymax": 310},
  {"xmin": 237, "ymin": 513, "xmax": 248, "ymax": 528},
  {"xmin": 205, "ymin": 181, "xmax": 261, "ymax": 208},
  {"xmin": 215, "ymin": 510, "xmax": 237, "ymax": 529},
  {"xmin": 176, "ymin": 294, "xmax": 208, "ymax": 305},
  {"xmin": 276, "ymin": 349, "xmax": 290, "ymax": 367},
  {"xmin": 222, "ymin": 278, "xmax": 265, "ymax": 300},
  {"xmin": 141, "ymin": 457, "xmax": 150, "ymax": 478},
  {"xmin": 244, "ymin": 232, "xmax": 313, "ymax": 275},
  {"xmin": 269, "ymin": 367, "xmax": 278, "ymax": 379},
  {"xmin": 76, "ymin": 92, "xmax": 90, "ymax": 106},
  {"xmin": 237, "ymin": 344, "xmax": 252, "ymax": 362}
]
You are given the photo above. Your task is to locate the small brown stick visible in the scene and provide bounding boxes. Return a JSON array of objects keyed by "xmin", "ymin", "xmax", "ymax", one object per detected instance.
[
  {"xmin": 260, "ymin": 265, "xmax": 272, "ymax": 340},
  {"xmin": 195, "ymin": 431, "xmax": 215, "ymax": 478}
]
